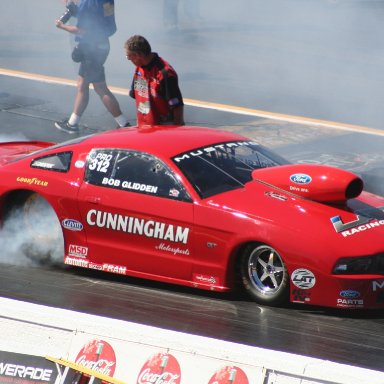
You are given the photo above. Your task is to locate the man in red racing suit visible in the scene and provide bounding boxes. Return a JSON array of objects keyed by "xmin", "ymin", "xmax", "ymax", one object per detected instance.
[{"xmin": 125, "ymin": 35, "xmax": 184, "ymax": 127}]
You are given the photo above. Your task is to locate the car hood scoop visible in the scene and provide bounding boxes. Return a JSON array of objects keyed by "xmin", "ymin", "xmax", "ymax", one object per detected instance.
[{"xmin": 252, "ymin": 164, "xmax": 364, "ymax": 203}]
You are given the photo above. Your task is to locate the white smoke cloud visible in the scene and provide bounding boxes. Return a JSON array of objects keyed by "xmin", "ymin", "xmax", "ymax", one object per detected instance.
[
  {"xmin": 0, "ymin": 202, "xmax": 64, "ymax": 267},
  {"xmin": 0, "ymin": 134, "xmax": 28, "ymax": 143}
]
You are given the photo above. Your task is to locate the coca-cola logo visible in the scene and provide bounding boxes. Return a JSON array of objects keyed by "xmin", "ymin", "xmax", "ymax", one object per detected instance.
[
  {"xmin": 75, "ymin": 339, "xmax": 116, "ymax": 377},
  {"xmin": 208, "ymin": 365, "xmax": 249, "ymax": 384},
  {"xmin": 137, "ymin": 353, "xmax": 180, "ymax": 384}
]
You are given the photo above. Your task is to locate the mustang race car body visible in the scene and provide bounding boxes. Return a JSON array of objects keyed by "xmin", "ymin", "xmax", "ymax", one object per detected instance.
[{"xmin": 0, "ymin": 126, "xmax": 383, "ymax": 309}]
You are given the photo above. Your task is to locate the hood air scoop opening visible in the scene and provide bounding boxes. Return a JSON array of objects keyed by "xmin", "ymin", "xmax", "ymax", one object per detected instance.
[{"xmin": 252, "ymin": 164, "xmax": 364, "ymax": 203}]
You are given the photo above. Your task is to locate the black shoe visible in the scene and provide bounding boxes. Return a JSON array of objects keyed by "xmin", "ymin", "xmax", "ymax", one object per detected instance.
[
  {"xmin": 116, "ymin": 122, "xmax": 131, "ymax": 129},
  {"xmin": 55, "ymin": 119, "xmax": 80, "ymax": 134}
]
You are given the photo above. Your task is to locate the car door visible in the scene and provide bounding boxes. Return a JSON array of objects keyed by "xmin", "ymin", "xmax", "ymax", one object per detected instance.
[{"xmin": 77, "ymin": 148, "xmax": 194, "ymax": 280}]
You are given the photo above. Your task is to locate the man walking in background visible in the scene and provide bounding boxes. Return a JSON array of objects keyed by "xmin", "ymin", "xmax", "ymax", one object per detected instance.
[
  {"xmin": 124, "ymin": 35, "xmax": 184, "ymax": 127},
  {"xmin": 55, "ymin": 0, "xmax": 129, "ymax": 134}
]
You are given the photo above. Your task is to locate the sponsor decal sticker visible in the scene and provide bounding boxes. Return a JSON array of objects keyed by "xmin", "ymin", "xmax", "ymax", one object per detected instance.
[
  {"xmin": 75, "ymin": 160, "xmax": 85, "ymax": 168},
  {"xmin": 208, "ymin": 365, "xmax": 249, "ymax": 384},
  {"xmin": 88, "ymin": 153, "xmax": 113, "ymax": 174},
  {"xmin": 174, "ymin": 141, "xmax": 257, "ymax": 163},
  {"xmin": 101, "ymin": 177, "xmax": 158, "ymax": 194},
  {"xmin": 156, "ymin": 243, "xmax": 190, "ymax": 256},
  {"xmin": 89, "ymin": 262, "xmax": 103, "ymax": 271},
  {"xmin": 0, "ymin": 352, "xmax": 55, "ymax": 382},
  {"xmin": 137, "ymin": 352, "xmax": 180, "ymax": 384},
  {"xmin": 62, "ymin": 219, "xmax": 83, "ymax": 231},
  {"xmin": 68, "ymin": 244, "xmax": 88, "ymax": 258},
  {"xmin": 337, "ymin": 298, "xmax": 364, "ymax": 308},
  {"xmin": 193, "ymin": 274, "xmax": 218, "ymax": 285},
  {"xmin": 289, "ymin": 173, "xmax": 312, "ymax": 185},
  {"xmin": 16, "ymin": 177, "xmax": 48, "ymax": 187},
  {"xmin": 372, "ymin": 280, "xmax": 384, "ymax": 292},
  {"xmin": 291, "ymin": 268, "xmax": 316, "ymax": 289},
  {"xmin": 87, "ymin": 209, "xmax": 190, "ymax": 244},
  {"xmin": 169, "ymin": 189, "xmax": 180, "ymax": 198},
  {"xmin": 292, "ymin": 288, "xmax": 311, "ymax": 303},
  {"xmin": 265, "ymin": 191, "xmax": 288, "ymax": 201},
  {"xmin": 75, "ymin": 340, "xmax": 116, "ymax": 377},
  {"xmin": 65, "ymin": 257, "xmax": 88, "ymax": 268},
  {"xmin": 331, "ymin": 206, "xmax": 384, "ymax": 237},
  {"xmin": 340, "ymin": 290, "xmax": 360, "ymax": 299},
  {"xmin": 30, "ymin": 161, "xmax": 55, "ymax": 169},
  {"xmin": 102, "ymin": 264, "xmax": 127, "ymax": 275}
]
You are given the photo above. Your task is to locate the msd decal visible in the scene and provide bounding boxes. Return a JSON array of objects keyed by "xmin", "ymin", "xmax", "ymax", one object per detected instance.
[{"xmin": 68, "ymin": 244, "xmax": 88, "ymax": 258}]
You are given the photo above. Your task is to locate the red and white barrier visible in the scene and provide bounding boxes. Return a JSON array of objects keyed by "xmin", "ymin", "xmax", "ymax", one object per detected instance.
[{"xmin": 0, "ymin": 297, "xmax": 383, "ymax": 384}]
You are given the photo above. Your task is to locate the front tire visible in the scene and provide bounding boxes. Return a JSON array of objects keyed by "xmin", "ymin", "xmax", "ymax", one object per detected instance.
[{"xmin": 240, "ymin": 244, "xmax": 289, "ymax": 306}]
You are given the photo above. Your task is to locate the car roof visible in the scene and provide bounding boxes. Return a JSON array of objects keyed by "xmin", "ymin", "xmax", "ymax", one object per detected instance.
[{"xmin": 80, "ymin": 125, "xmax": 250, "ymax": 158}]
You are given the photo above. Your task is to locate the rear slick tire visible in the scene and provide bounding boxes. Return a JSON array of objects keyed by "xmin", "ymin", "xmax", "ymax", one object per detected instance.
[{"xmin": 5, "ymin": 192, "xmax": 63, "ymax": 265}]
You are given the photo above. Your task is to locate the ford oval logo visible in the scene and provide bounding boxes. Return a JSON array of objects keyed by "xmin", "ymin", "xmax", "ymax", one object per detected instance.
[
  {"xmin": 290, "ymin": 173, "xmax": 312, "ymax": 184},
  {"xmin": 62, "ymin": 219, "xmax": 83, "ymax": 231},
  {"xmin": 340, "ymin": 290, "xmax": 360, "ymax": 299}
]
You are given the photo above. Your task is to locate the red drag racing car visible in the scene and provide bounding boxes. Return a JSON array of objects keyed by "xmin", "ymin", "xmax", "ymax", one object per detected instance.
[{"xmin": 0, "ymin": 125, "xmax": 383, "ymax": 309}]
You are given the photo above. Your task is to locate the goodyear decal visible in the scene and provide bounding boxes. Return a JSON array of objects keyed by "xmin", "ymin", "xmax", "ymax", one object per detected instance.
[{"xmin": 16, "ymin": 177, "xmax": 48, "ymax": 187}]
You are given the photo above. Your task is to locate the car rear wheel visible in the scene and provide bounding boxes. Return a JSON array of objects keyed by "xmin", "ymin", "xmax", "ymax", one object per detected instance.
[
  {"xmin": 4, "ymin": 192, "xmax": 64, "ymax": 265},
  {"xmin": 240, "ymin": 244, "xmax": 289, "ymax": 306}
]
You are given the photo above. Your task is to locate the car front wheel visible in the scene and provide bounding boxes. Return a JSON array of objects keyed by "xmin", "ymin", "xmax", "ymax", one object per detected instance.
[{"xmin": 240, "ymin": 244, "xmax": 289, "ymax": 306}]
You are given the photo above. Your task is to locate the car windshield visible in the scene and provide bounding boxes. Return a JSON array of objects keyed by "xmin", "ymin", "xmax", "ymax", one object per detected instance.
[{"xmin": 172, "ymin": 140, "xmax": 290, "ymax": 198}]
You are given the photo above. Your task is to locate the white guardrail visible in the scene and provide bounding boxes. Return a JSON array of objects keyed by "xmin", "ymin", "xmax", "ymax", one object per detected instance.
[{"xmin": 0, "ymin": 297, "xmax": 383, "ymax": 384}]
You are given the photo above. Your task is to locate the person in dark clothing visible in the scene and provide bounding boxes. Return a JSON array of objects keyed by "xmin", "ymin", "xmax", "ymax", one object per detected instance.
[
  {"xmin": 124, "ymin": 35, "xmax": 184, "ymax": 127},
  {"xmin": 55, "ymin": 0, "xmax": 129, "ymax": 134},
  {"xmin": 163, "ymin": 0, "xmax": 201, "ymax": 31}
]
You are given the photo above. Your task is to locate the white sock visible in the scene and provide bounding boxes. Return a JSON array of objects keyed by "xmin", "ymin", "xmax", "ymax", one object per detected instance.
[
  {"xmin": 115, "ymin": 114, "xmax": 129, "ymax": 127},
  {"xmin": 68, "ymin": 113, "xmax": 81, "ymax": 126}
]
